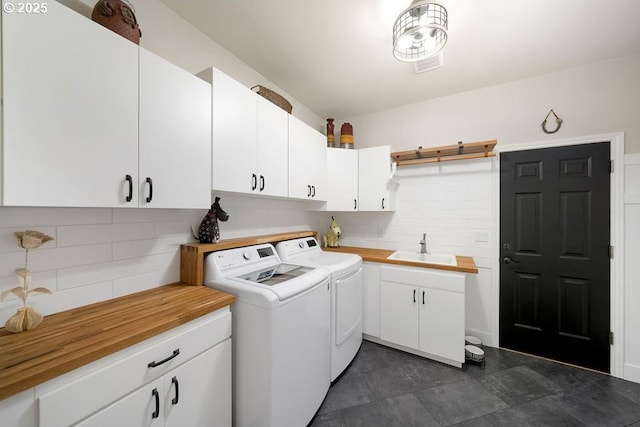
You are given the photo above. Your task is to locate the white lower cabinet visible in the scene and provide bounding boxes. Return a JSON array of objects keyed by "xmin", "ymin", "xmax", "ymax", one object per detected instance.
[
  {"xmin": 36, "ymin": 308, "xmax": 232, "ymax": 427},
  {"xmin": 75, "ymin": 342, "xmax": 231, "ymax": 427},
  {"xmin": 379, "ymin": 265, "xmax": 465, "ymax": 367}
]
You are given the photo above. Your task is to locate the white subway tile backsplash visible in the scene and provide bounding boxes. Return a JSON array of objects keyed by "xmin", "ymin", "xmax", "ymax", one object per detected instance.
[
  {"xmin": 57, "ymin": 257, "xmax": 156, "ymax": 290},
  {"xmin": 112, "ymin": 235, "xmax": 190, "ymax": 260},
  {"xmin": 57, "ymin": 223, "xmax": 155, "ymax": 247},
  {"xmin": 0, "ymin": 207, "xmax": 112, "ymax": 227},
  {"xmin": 113, "ymin": 269, "xmax": 178, "ymax": 298}
]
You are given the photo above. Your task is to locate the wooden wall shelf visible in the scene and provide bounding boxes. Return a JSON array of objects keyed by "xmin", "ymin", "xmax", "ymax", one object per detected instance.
[{"xmin": 391, "ymin": 140, "xmax": 497, "ymax": 166}]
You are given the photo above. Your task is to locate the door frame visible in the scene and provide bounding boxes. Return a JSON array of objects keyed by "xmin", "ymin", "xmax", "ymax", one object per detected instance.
[{"xmin": 494, "ymin": 132, "xmax": 625, "ymax": 378}]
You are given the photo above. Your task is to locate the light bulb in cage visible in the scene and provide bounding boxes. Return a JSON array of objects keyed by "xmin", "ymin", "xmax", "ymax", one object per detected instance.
[{"xmin": 393, "ymin": 0, "xmax": 448, "ymax": 63}]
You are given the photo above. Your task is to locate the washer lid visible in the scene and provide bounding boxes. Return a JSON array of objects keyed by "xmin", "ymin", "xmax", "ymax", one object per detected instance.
[{"xmin": 235, "ymin": 263, "xmax": 314, "ymax": 286}]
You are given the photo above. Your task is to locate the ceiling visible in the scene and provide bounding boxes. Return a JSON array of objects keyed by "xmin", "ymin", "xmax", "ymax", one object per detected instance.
[{"xmin": 160, "ymin": 0, "xmax": 640, "ymax": 120}]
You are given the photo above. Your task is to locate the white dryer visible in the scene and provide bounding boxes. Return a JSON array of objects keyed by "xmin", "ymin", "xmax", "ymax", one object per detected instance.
[
  {"xmin": 276, "ymin": 237, "xmax": 363, "ymax": 381},
  {"xmin": 204, "ymin": 243, "xmax": 331, "ymax": 427}
]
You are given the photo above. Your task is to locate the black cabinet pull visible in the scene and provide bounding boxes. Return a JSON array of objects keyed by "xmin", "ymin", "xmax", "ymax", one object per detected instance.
[
  {"xmin": 147, "ymin": 348, "xmax": 180, "ymax": 368},
  {"xmin": 307, "ymin": 185, "xmax": 312, "ymax": 197},
  {"xmin": 171, "ymin": 376, "xmax": 179, "ymax": 405},
  {"xmin": 251, "ymin": 173, "xmax": 257, "ymax": 191},
  {"xmin": 145, "ymin": 177, "xmax": 153, "ymax": 203},
  {"xmin": 260, "ymin": 175, "xmax": 265, "ymax": 192},
  {"xmin": 125, "ymin": 175, "xmax": 133, "ymax": 202},
  {"xmin": 413, "ymin": 289, "xmax": 416, "ymax": 303},
  {"xmin": 151, "ymin": 388, "xmax": 160, "ymax": 419},
  {"xmin": 382, "ymin": 198, "xmax": 385, "ymax": 209},
  {"xmin": 354, "ymin": 199, "xmax": 357, "ymax": 210},
  {"xmin": 312, "ymin": 185, "xmax": 316, "ymax": 197},
  {"xmin": 422, "ymin": 291, "xmax": 425, "ymax": 305}
]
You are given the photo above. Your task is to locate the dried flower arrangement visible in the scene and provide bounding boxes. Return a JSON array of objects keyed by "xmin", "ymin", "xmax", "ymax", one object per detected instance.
[{"xmin": 1, "ymin": 230, "xmax": 54, "ymax": 333}]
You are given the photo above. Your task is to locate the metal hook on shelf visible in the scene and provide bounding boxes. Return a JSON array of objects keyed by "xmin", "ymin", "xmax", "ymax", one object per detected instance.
[{"xmin": 541, "ymin": 109, "xmax": 563, "ymax": 134}]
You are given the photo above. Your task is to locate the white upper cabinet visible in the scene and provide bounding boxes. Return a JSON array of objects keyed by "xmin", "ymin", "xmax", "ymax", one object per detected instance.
[
  {"xmin": 325, "ymin": 148, "xmax": 359, "ymax": 211},
  {"xmin": 323, "ymin": 145, "xmax": 394, "ymax": 211},
  {"xmin": 256, "ymin": 96, "xmax": 288, "ymax": 197},
  {"xmin": 203, "ymin": 67, "xmax": 258, "ymax": 194},
  {"xmin": 288, "ymin": 115, "xmax": 326, "ymax": 201},
  {"xmin": 202, "ymin": 68, "xmax": 288, "ymax": 197},
  {"xmin": 1, "ymin": 0, "xmax": 138, "ymax": 207},
  {"xmin": 358, "ymin": 145, "xmax": 394, "ymax": 211},
  {"xmin": 139, "ymin": 49, "xmax": 212, "ymax": 209}
]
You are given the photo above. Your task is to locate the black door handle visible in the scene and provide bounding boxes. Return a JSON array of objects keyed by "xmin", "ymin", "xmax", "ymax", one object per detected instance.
[
  {"xmin": 413, "ymin": 289, "xmax": 416, "ymax": 303},
  {"xmin": 251, "ymin": 173, "xmax": 257, "ymax": 191},
  {"xmin": 354, "ymin": 199, "xmax": 357, "ymax": 210},
  {"xmin": 125, "ymin": 174, "xmax": 133, "ymax": 202},
  {"xmin": 145, "ymin": 177, "xmax": 153, "ymax": 203},
  {"xmin": 307, "ymin": 185, "xmax": 312, "ymax": 197},
  {"xmin": 260, "ymin": 175, "xmax": 265, "ymax": 192},
  {"xmin": 422, "ymin": 290, "xmax": 425, "ymax": 304},
  {"xmin": 382, "ymin": 198, "xmax": 385, "ymax": 209},
  {"xmin": 148, "ymin": 349, "xmax": 180, "ymax": 368},
  {"xmin": 312, "ymin": 185, "xmax": 316, "ymax": 197},
  {"xmin": 151, "ymin": 388, "xmax": 160, "ymax": 419},
  {"xmin": 171, "ymin": 376, "xmax": 179, "ymax": 405},
  {"xmin": 503, "ymin": 256, "xmax": 520, "ymax": 264}
]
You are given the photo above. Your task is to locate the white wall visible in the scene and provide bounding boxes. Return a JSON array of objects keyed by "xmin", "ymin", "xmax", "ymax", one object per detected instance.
[{"xmin": 340, "ymin": 53, "xmax": 640, "ymax": 155}]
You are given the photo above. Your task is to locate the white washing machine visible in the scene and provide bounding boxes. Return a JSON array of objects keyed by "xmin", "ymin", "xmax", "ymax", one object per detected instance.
[
  {"xmin": 204, "ymin": 243, "xmax": 331, "ymax": 427},
  {"xmin": 275, "ymin": 237, "xmax": 363, "ymax": 382}
]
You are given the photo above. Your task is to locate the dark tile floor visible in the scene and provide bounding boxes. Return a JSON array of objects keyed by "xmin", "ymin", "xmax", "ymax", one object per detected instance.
[{"xmin": 310, "ymin": 340, "xmax": 640, "ymax": 427}]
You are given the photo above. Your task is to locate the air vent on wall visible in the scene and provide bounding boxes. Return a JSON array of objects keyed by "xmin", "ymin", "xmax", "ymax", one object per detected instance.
[{"xmin": 414, "ymin": 52, "xmax": 443, "ymax": 73}]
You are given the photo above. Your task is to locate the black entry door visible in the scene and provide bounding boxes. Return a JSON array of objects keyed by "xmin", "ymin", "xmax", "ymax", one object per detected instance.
[{"xmin": 499, "ymin": 142, "xmax": 611, "ymax": 372}]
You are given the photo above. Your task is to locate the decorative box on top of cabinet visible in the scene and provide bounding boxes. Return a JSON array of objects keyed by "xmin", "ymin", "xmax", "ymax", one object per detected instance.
[
  {"xmin": 198, "ymin": 67, "xmax": 289, "ymax": 198},
  {"xmin": 0, "ymin": 0, "xmax": 212, "ymax": 208}
]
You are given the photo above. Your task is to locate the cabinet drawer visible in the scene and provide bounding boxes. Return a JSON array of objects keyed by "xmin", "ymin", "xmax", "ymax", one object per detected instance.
[
  {"xmin": 380, "ymin": 266, "xmax": 465, "ymax": 293},
  {"xmin": 38, "ymin": 308, "xmax": 231, "ymax": 427}
]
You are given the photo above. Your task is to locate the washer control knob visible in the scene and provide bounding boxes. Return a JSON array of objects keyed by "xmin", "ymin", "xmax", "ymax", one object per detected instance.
[
  {"xmin": 242, "ymin": 252, "xmax": 251, "ymax": 260},
  {"xmin": 298, "ymin": 242, "xmax": 305, "ymax": 249}
]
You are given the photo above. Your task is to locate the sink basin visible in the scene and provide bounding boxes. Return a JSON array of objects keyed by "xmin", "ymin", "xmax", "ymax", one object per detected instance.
[{"xmin": 388, "ymin": 250, "xmax": 456, "ymax": 266}]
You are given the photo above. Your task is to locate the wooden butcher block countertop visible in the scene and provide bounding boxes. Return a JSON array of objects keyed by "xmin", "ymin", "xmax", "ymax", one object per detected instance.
[
  {"xmin": 0, "ymin": 284, "xmax": 235, "ymax": 401},
  {"xmin": 323, "ymin": 246, "xmax": 478, "ymax": 274}
]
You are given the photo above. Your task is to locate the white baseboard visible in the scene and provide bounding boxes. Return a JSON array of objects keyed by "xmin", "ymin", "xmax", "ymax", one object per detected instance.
[{"xmin": 624, "ymin": 363, "xmax": 640, "ymax": 384}]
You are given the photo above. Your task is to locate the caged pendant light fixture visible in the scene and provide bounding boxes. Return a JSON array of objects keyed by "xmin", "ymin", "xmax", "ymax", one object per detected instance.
[{"xmin": 393, "ymin": 0, "xmax": 448, "ymax": 63}]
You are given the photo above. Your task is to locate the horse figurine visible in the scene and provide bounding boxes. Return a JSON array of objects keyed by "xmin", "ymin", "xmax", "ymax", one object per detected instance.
[
  {"xmin": 191, "ymin": 196, "xmax": 230, "ymax": 243},
  {"xmin": 323, "ymin": 216, "xmax": 342, "ymax": 248}
]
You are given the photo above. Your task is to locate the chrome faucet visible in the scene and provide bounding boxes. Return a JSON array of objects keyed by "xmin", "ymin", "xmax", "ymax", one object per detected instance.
[{"xmin": 419, "ymin": 233, "xmax": 428, "ymax": 254}]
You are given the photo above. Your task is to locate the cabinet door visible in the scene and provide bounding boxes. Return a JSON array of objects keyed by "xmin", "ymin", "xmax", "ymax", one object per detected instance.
[
  {"xmin": 325, "ymin": 148, "xmax": 358, "ymax": 211},
  {"xmin": 288, "ymin": 116, "xmax": 326, "ymax": 200},
  {"xmin": 256, "ymin": 96, "xmax": 288, "ymax": 197},
  {"xmin": 165, "ymin": 339, "xmax": 232, "ymax": 427},
  {"xmin": 209, "ymin": 68, "xmax": 258, "ymax": 193},
  {"xmin": 358, "ymin": 146, "xmax": 393, "ymax": 211},
  {"xmin": 362, "ymin": 263, "xmax": 381, "ymax": 338},
  {"xmin": 1, "ymin": 0, "xmax": 138, "ymax": 207},
  {"xmin": 380, "ymin": 282, "xmax": 418, "ymax": 349},
  {"xmin": 139, "ymin": 49, "xmax": 212, "ymax": 209},
  {"xmin": 419, "ymin": 288, "xmax": 465, "ymax": 363},
  {"xmin": 75, "ymin": 377, "xmax": 165, "ymax": 427}
]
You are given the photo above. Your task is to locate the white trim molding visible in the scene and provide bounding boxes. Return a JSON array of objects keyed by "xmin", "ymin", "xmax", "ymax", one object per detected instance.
[
  {"xmin": 623, "ymin": 152, "xmax": 640, "ymax": 382},
  {"xmin": 493, "ymin": 132, "xmax": 625, "ymax": 379}
]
